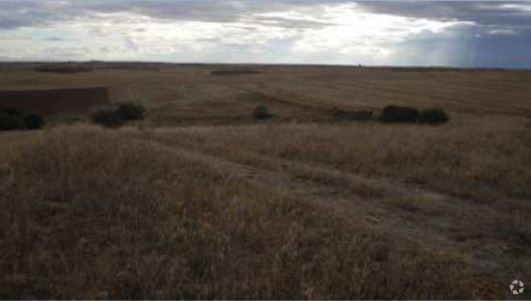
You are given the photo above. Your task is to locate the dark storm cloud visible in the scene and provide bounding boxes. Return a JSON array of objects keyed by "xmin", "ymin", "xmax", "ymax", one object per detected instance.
[
  {"xmin": 358, "ymin": 1, "xmax": 531, "ymax": 68},
  {"xmin": 354, "ymin": 1, "xmax": 531, "ymax": 68},
  {"xmin": 2, "ymin": 1, "xmax": 531, "ymax": 30},
  {"xmin": 357, "ymin": 2, "xmax": 531, "ymax": 29},
  {"xmin": 387, "ymin": 21, "xmax": 531, "ymax": 68},
  {"xmin": 0, "ymin": 1, "xmax": 49, "ymax": 29},
  {"xmin": 0, "ymin": 0, "xmax": 347, "ymax": 30}
]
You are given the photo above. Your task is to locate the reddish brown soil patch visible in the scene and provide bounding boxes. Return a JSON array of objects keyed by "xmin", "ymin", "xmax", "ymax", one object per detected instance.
[{"xmin": 0, "ymin": 87, "xmax": 109, "ymax": 115}]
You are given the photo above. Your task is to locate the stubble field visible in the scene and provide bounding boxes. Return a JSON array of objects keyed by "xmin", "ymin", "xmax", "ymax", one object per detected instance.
[{"xmin": 0, "ymin": 63, "xmax": 530, "ymax": 299}]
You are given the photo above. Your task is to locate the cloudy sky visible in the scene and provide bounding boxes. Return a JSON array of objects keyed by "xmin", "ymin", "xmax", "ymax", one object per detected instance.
[{"xmin": 1, "ymin": 1, "xmax": 531, "ymax": 68}]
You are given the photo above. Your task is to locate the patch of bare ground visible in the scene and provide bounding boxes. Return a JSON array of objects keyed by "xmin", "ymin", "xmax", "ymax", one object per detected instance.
[{"xmin": 0, "ymin": 87, "xmax": 109, "ymax": 116}]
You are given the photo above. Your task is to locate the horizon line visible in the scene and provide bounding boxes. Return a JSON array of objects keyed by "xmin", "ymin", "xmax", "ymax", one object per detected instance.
[{"xmin": 1, "ymin": 60, "xmax": 530, "ymax": 71}]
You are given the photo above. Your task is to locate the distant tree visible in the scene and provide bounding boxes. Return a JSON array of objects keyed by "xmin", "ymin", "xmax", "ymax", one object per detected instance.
[
  {"xmin": 334, "ymin": 109, "xmax": 373, "ymax": 121},
  {"xmin": 379, "ymin": 105, "xmax": 420, "ymax": 123},
  {"xmin": 0, "ymin": 112, "xmax": 22, "ymax": 131},
  {"xmin": 90, "ymin": 109, "xmax": 124, "ymax": 128},
  {"xmin": 24, "ymin": 113, "xmax": 45, "ymax": 130},
  {"xmin": 116, "ymin": 103, "xmax": 145, "ymax": 121},
  {"xmin": 253, "ymin": 105, "xmax": 272, "ymax": 120},
  {"xmin": 0, "ymin": 108, "xmax": 45, "ymax": 131},
  {"xmin": 1, "ymin": 108, "xmax": 23, "ymax": 117},
  {"xmin": 419, "ymin": 109, "xmax": 449, "ymax": 125}
]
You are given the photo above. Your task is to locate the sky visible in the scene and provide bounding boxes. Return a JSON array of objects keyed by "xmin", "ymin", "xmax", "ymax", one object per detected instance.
[{"xmin": 1, "ymin": 1, "xmax": 531, "ymax": 68}]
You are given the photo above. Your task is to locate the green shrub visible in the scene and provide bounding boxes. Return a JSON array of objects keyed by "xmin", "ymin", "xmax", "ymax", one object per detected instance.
[
  {"xmin": 379, "ymin": 105, "xmax": 420, "ymax": 123},
  {"xmin": 89, "ymin": 103, "xmax": 145, "ymax": 128},
  {"xmin": 0, "ymin": 108, "xmax": 45, "ymax": 131},
  {"xmin": 116, "ymin": 103, "xmax": 145, "ymax": 121},
  {"xmin": 419, "ymin": 109, "xmax": 449, "ymax": 125},
  {"xmin": 1, "ymin": 108, "xmax": 23, "ymax": 117},
  {"xmin": 90, "ymin": 109, "xmax": 124, "ymax": 128},
  {"xmin": 0, "ymin": 112, "xmax": 23, "ymax": 131},
  {"xmin": 335, "ymin": 109, "xmax": 373, "ymax": 121},
  {"xmin": 253, "ymin": 105, "xmax": 272, "ymax": 120},
  {"xmin": 24, "ymin": 113, "xmax": 45, "ymax": 130}
]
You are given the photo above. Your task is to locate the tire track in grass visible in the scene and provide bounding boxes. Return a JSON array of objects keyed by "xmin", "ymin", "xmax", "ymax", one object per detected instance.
[
  {"xmin": 131, "ymin": 132, "xmax": 531, "ymax": 281},
  {"xmin": 263, "ymin": 155, "xmax": 531, "ymax": 283}
]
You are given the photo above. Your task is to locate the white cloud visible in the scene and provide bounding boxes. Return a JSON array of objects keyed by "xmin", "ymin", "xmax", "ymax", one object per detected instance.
[
  {"xmin": 269, "ymin": 4, "xmax": 470, "ymax": 61},
  {"xmin": 0, "ymin": 1, "xmax": 526, "ymax": 67},
  {"xmin": 500, "ymin": 3, "xmax": 531, "ymax": 12},
  {"xmin": 488, "ymin": 28, "xmax": 516, "ymax": 35}
]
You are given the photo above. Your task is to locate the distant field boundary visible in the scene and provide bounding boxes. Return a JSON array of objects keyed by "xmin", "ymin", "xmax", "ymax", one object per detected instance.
[
  {"xmin": 210, "ymin": 69, "xmax": 262, "ymax": 76},
  {"xmin": 0, "ymin": 87, "xmax": 110, "ymax": 115}
]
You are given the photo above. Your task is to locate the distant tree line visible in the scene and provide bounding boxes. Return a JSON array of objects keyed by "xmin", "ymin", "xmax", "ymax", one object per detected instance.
[
  {"xmin": 252, "ymin": 104, "xmax": 449, "ymax": 125},
  {"xmin": 90, "ymin": 103, "xmax": 145, "ymax": 128}
]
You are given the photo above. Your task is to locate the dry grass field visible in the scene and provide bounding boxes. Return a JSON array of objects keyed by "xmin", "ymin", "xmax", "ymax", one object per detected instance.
[{"xmin": 0, "ymin": 63, "xmax": 530, "ymax": 299}]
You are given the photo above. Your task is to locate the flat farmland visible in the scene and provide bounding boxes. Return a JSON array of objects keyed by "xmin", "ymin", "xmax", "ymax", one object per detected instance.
[
  {"xmin": 1, "ymin": 64, "xmax": 530, "ymax": 124},
  {"xmin": 0, "ymin": 63, "xmax": 530, "ymax": 299}
]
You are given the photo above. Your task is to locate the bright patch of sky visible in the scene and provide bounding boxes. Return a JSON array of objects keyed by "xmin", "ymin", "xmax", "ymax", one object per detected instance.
[{"xmin": 0, "ymin": 1, "xmax": 530, "ymax": 67}]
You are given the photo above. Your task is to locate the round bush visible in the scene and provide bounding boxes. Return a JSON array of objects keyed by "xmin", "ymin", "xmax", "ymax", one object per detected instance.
[
  {"xmin": 24, "ymin": 113, "xmax": 45, "ymax": 130},
  {"xmin": 116, "ymin": 103, "xmax": 145, "ymax": 121},
  {"xmin": 90, "ymin": 109, "xmax": 124, "ymax": 128},
  {"xmin": 335, "ymin": 109, "xmax": 373, "ymax": 121},
  {"xmin": 0, "ymin": 112, "xmax": 22, "ymax": 131},
  {"xmin": 420, "ymin": 109, "xmax": 449, "ymax": 125},
  {"xmin": 1, "ymin": 108, "xmax": 23, "ymax": 117},
  {"xmin": 253, "ymin": 105, "xmax": 272, "ymax": 120},
  {"xmin": 379, "ymin": 105, "xmax": 420, "ymax": 123}
]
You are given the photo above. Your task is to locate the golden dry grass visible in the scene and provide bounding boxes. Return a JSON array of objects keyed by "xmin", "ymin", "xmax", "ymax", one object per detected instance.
[
  {"xmin": 132, "ymin": 115, "xmax": 531, "ymax": 289},
  {"xmin": 0, "ymin": 64, "xmax": 530, "ymax": 299},
  {"xmin": 1, "ymin": 64, "xmax": 530, "ymax": 125},
  {"xmin": 0, "ymin": 126, "xmax": 486, "ymax": 299},
  {"xmin": 143, "ymin": 115, "xmax": 531, "ymax": 201}
]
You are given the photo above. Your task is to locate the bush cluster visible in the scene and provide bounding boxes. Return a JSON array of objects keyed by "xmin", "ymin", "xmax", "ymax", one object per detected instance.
[
  {"xmin": 379, "ymin": 105, "xmax": 420, "ymax": 123},
  {"xmin": 253, "ymin": 105, "xmax": 272, "ymax": 120},
  {"xmin": 0, "ymin": 108, "xmax": 45, "ymax": 131},
  {"xmin": 334, "ymin": 109, "xmax": 373, "ymax": 121},
  {"xmin": 419, "ymin": 109, "xmax": 449, "ymax": 124},
  {"xmin": 89, "ymin": 109, "xmax": 124, "ymax": 128},
  {"xmin": 379, "ymin": 105, "xmax": 449, "ymax": 125},
  {"xmin": 89, "ymin": 103, "xmax": 145, "ymax": 128},
  {"xmin": 116, "ymin": 103, "xmax": 145, "ymax": 121}
]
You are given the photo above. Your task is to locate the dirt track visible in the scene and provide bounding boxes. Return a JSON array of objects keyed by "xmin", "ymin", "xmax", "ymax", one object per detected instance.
[{"xmin": 132, "ymin": 128, "xmax": 531, "ymax": 285}]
